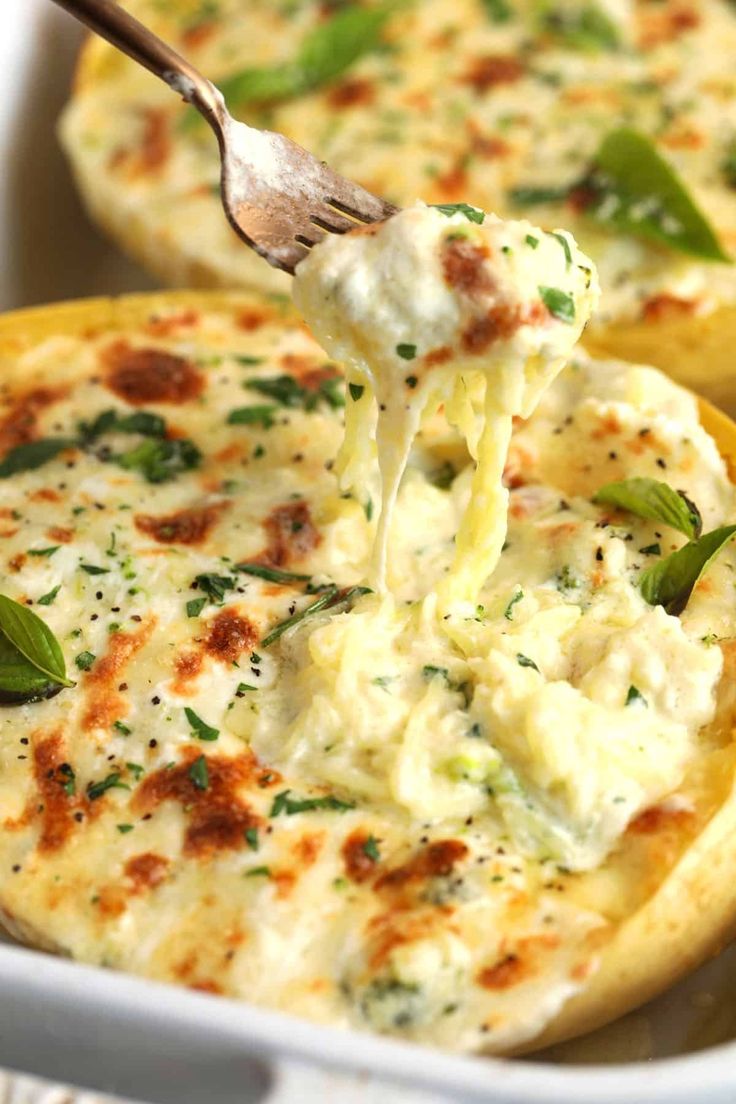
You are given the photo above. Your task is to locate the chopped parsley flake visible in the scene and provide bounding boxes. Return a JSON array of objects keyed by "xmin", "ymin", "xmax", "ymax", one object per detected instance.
[
  {"xmin": 87, "ymin": 773, "xmax": 131, "ymax": 801},
  {"xmin": 362, "ymin": 835, "xmax": 381, "ymax": 863},
  {"xmin": 75, "ymin": 651, "xmax": 96, "ymax": 671},
  {"xmin": 227, "ymin": 404, "xmax": 277, "ymax": 428},
  {"xmin": 396, "ymin": 343, "xmax": 417, "ymax": 360},
  {"xmin": 539, "ymin": 286, "xmax": 576, "ymax": 323},
  {"xmin": 270, "ymin": 789, "xmax": 355, "ymax": 816},
  {"xmin": 245, "ymin": 866, "xmax": 271, "ymax": 878},
  {"xmin": 37, "ymin": 585, "xmax": 61, "ymax": 607},
  {"xmin": 245, "ymin": 827, "xmax": 259, "ymax": 851},
  {"xmin": 516, "ymin": 653, "xmax": 540, "ymax": 672},
  {"xmin": 625, "ymin": 685, "xmax": 647, "ymax": 707},
  {"xmin": 504, "ymin": 589, "xmax": 523, "ymax": 620},
  {"xmin": 186, "ymin": 597, "xmax": 207, "ymax": 618},
  {"xmin": 431, "ymin": 201, "xmax": 485, "ymax": 224},
  {"xmin": 185, "ymin": 707, "xmax": 220, "ymax": 742},
  {"xmin": 188, "ymin": 755, "xmax": 209, "ymax": 791},
  {"xmin": 348, "ymin": 383, "xmax": 365, "ymax": 402}
]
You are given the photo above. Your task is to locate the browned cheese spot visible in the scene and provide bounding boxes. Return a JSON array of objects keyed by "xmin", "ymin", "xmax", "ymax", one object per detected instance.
[
  {"xmin": 327, "ymin": 77, "xmax": 375, "ymax": 108},
  {"xmin": 342, "ymin": 829, "xmax": 380, "ymax": 884},
  {"xmin": 102, "ymin": 341, "xmax": 204, "ymax": 405},
  {"xmin": 262, "ymin": 500, "xmax": 321, "ymax": 567},
  {"xmin": 134, "ymin": 502, "xmax": 229, "ymax": 546},
  {"xmin": 134, "ymin": 750, "xmax": 269, "ymax": 859},
  {"xmin": 461, "ymin": 55, "xmax": 525, "ymax": 94},
  {"xmin": 477, "ymin": 952, "xmax": 529, "ymax": 990},
  {"xmin": 375, "ymin": 839, "xmax": 469, "ymax": 893},
  {"xmin": 124, "ymin": 852, "xmax": 170, "ymax": 893},
  {"xmin": 82, "ymin": 621, "xmax": 155, "ymax": 732},
  {"xmin": 0, "ymin": 385, "xmax": 69, "ymax": 455},
  {"xmin": 205, "ymin": 609, "xmax": 258, "ymax": 664},
  {"xmin": 32, "ymin": 731, "xmax": 80, "ymax": 853}
]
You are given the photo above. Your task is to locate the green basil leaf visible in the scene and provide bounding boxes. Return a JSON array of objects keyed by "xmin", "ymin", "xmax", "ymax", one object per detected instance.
[
  {"xmin": 481, "ymin": 0, "xmax": 512, "ymax": 22},
  {"xmin": 592, "ymin": 477, "xmax": 702, "ymax": 538},
  {"xmin": 535, "ymin": 2, "xmax": 620, "ymax": 52},
  {"xmin": 0, "ymin": 438, "xmax": 76, "ymax": 479},
  {"xmin": 0, "ymin": 631, "xmax": 63, "ymax": 704},
  {"xmin": 0, "ymin": 594, "xmax": 74, "ymax": 690},
  {"xmin": 589, "ymin": 128, "xmax": 730, "ymax": 262},
  {"xmin": 640, "ymin": 524, "xmax": 736, "ymax": 615},
  {"xmin": 219, "ymin": 1, "xmax": 398, "ymax": 109}
]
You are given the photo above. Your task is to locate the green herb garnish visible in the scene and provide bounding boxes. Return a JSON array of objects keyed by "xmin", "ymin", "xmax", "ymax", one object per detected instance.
[
  {"xmin": 504, "ymin": 588, "xmax": 523, "ymax": 620},
  {"xmin": 186, "ymin": 597, "xmax": 207, "ymax": 618},
  {"xmin": 0, "ymin": 438, "xmax": 76, "ymax": 479},
  {"xmin": 261, "ymin": 584, "xmax": 370, "ymax": 648},
  {"xmin": 396, "ymin": 344, "xmax": 417, "ymax": 360},
  {"xmin": 117, "ymin": 437, "xmax": 202, "ymax": 484},
  {"xmin": 0, "ymin": 594, "xmax": 74, "ymax": 705},
  {"xmin": 188, "ymin": 755, "xmax": 210, "ymax": 792},
  {"xmin": 640, "ymin": 525, "xmax": 736, "ymax": 615},
  {"xmin": 592, "ymin": 477, "xmax": 702, "ymax": 539},
  {"xmin": 37, "ymin": 586, "xmax": 61, "ymax": 607},
  {"xmin": 270, "ymin": 789, "xmax": 355, "ymax": 816},
  {"xmin": 216, "ymin": 2, "xmax": 398, "ymax": 110},
  {"xmin": 227, "ymin": 405, "xmax": 277, "ymax": 428},
  {"xmin": 191, "ymin": 573, "xmax": 236, "ymax": 606},
  {"xmin": 587, "ymin": 128, "xmax": 729, "ymax": 262},
  {"xmin": 87, "ymin": 773, "xmax": 131, "ymax": 801},
  {"xmin": 75, "ymin": 651, "xmax": 95, "ymax": 671},
  {"xmin": 80, "ymin": 563, "xmax": 110, "ymax": 576},
  {"xmin": 535, "ymin": 2, "xmax": 620, "ymax": 52},
  {"xmin": 246, "ymin": 373, "xmax": 344, "ymax": 411},
  {"xmin": 516, "ymin": 653, "xmax": 540, "ymax": 672},
  {"xmin": 625, "ymin": 685, "xmax": 647, "ymax": 707},
  {"xmin": 185, "ymin": 707, "xmax": 220, "ymax": 742},
  {"xmin": 431, "ymin": 202, "xmax": 485, "ymax": 224},
  {"xmin": 235, "ymin": 563, "xmax": 311, "ymax": 585},
  {"xmin": 245, "ymin": 826, "xmax": 259, "ymax": 851},
  {"xmin": 362, "ymin": 835, "xmax": 381, "ymax": 862},
  {"xmin": 349, "ymin": 383, "xmax": 365, "ymax": 401},
  {"xmin": 539, "ymin": 286, "xmax": 576, "ymax": 323}
]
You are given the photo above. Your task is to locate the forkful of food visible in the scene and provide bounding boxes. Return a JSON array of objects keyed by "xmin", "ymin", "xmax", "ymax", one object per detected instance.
[{"xmin": 51, "ymin": 0, "xmax": 599, "ymax": 608}]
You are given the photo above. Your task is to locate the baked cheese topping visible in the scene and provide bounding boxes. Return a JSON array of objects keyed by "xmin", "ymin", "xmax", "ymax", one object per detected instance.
[
  {"xmin": 0, "ymin": 296, "xmax": 734, "ymax": 1053},
  {"xmin": 61, "ymin": 0, "xmax": 736, "ymax": 321},
  {"xmin": 293, "ymin": 203, "xmax": 599, "ymax": 604}
]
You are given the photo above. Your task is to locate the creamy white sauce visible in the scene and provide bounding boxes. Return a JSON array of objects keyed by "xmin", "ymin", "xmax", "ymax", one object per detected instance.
[{"xmin": 294, "ymin": 203, "xmax": 599, "ymax": 608}]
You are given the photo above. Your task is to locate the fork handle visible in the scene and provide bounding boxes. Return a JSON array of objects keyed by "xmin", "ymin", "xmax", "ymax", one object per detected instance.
[{"xmin": 50, "ymin": 0, "xmax": 225, "ymax": 132}]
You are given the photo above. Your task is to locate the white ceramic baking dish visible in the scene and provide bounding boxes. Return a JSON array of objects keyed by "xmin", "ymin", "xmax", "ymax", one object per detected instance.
[{"xmin": 2, "ymin": 5, "xmax": 736, "ymax": 1102}]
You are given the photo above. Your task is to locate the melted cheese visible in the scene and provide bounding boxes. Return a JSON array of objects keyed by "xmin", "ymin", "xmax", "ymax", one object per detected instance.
[
  {"xmin": 0, "ymin": 295, "xmax": 734, "ymax": 1053},
  {"xmin": 293, "ymin": 204, "xmax": 599, "ymax": 605}
]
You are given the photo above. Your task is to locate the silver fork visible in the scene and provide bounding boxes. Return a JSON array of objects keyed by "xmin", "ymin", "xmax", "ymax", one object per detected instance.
[{"xmin": 51, "ymin": 0, "xmax": 398, "ymax": 273}]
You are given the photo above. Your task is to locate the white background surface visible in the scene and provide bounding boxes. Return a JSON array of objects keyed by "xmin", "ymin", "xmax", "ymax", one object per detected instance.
[
  {"xmin": 2, "ymin": 4, "xmax": 736, "ymax": 1103},
  {"xmin": 0, "ymin": 1, "xmax": 154, "ymax": 312}
]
